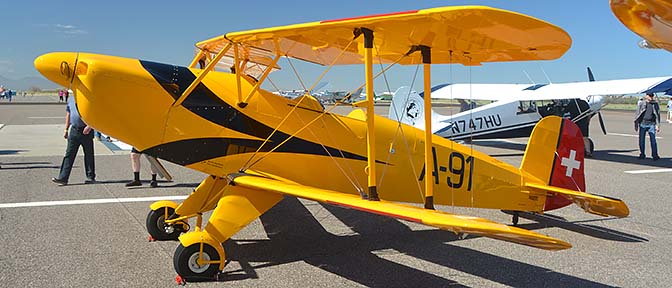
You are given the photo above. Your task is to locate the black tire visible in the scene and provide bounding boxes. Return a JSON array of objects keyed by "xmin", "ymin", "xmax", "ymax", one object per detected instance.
[
  {"xmin": 174, "ymin": 243, "xmax": 221, "ymax": 281},
  {"xmin": 146, "ymin": 207, "xmax": 181, "ymax": 241},
  {"xmin": 512, "ymin": 212, "xmax": 520, "ymax": 226},
  {"xmin": 586, "ymin": 138, "xmax": 595, "ymax": 157}
]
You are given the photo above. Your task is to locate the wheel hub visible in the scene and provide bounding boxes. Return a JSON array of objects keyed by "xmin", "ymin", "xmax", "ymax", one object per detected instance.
[
  {"xmin": 156, "ymin": 215, "xmax": 175, "ymax": 234},
  {"xmin": 187, "ymin": 251, "xmax": 211, "ymax": 273}
]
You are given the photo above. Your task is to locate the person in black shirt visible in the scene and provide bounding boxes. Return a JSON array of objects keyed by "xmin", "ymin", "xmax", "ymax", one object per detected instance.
[{"xmin": 634, "ymin": 92, "xmax": 661, "ymax": 160}]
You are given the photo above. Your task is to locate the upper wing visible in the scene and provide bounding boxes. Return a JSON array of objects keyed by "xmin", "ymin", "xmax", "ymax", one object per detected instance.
[
  {"xmin": 430, "ymin": 77, "xmax": 672, "ymax": 101},
  {"xmin": 197, "ymin": 6, "xmax": 571, "ymax": 66},
  {"xmin": 430, "ymin": 83, "xmax": 535, "ymax": 101},
  {"xmin": 611, "ymin": 0, "xmax": 672, "ymax": 52},
  {"xmin": 228, "ymin": 173, "xmax": 571, "ymax": 250},
  {"xmin": 526, "ymin": 77, "xmax": 672, "ymax": 100}
]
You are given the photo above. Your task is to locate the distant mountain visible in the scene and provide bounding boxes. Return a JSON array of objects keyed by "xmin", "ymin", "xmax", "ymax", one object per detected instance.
[{"xmin": 0, "ymin": 75, "xmax": 58, "ymax": 91}]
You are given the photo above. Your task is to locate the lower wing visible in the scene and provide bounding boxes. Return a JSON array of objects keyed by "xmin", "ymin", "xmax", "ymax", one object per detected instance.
[{"xmin": 228, "ymin": 172, "xmax": 571, "ymax": 250}]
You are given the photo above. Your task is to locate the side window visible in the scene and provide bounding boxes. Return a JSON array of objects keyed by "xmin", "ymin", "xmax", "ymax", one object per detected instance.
[{"xmin": 517, "ymin": 100, "xmax": 537, "ymax": 114}]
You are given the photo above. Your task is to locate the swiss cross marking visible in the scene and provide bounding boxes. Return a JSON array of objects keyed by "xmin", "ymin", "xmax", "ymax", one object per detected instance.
[{"xmin": 560, "ymin": 150, "xmax": 581, "ymax": 177}]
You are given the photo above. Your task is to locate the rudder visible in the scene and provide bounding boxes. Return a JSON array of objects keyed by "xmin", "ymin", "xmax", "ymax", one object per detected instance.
[{"xmin": 520, "ymin": 116, "xmax": 585, "ymax": 211}]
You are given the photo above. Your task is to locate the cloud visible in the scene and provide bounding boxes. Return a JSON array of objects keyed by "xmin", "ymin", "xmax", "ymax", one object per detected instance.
[
  {"xmin": 54, "ymin": 23, "xmax": 87, "ymax": 35},
  {"xmin": 56, "ymin": 24, "xmax": 75, "ymax": 29}
]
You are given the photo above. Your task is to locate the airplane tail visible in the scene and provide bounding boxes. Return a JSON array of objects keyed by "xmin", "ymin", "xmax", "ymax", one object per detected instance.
[
  {"xmin": 520, "ymin": 116, "xmax": 629, "ymax": 217},
  {"xmin": 388, "ymin": 86, "xmax": 439, "ymax": 130}
]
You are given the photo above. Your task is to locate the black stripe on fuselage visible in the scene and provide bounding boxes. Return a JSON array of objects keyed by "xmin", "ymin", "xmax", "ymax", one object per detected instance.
[
  {"xmin": 140, "ymin": 60, "xmax": 195, "ymax": 101},
  {"xmin": 142, "ymin": 138, "xmax": 265, "ymax": 165},
  {"xmin": 139, "ymin": 60, "xmax": 369, "ymax": 166}
]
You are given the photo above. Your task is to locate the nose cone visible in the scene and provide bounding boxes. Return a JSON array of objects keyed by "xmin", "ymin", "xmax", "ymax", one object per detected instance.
[
  {"xmin": 34, "ymin": 52, "xmax": 78, "ymax": 87},
  {"xmin": 589, "ymin": 95, "xmax": 604, "ymax": 112}
]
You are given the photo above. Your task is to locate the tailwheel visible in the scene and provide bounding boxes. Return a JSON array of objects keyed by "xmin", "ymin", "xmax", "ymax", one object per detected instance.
[
  {"xmin": 512, "ymin": 211, "xmax": 520, "ymax": 226},
  {"xmin": 174, "ymin": 243, "xmax": 223, "ymax": 282},
  {"xmin": 502, "ymin": 210, "xmax": 520, "ymax": 226},
  {"xmin": 146, "ymin": 207, "xmax": 186, "ymax": 241}
]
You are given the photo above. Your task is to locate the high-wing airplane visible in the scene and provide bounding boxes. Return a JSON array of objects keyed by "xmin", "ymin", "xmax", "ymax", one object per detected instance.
[
  {"xmin": 35, "ymin": 6, "xmax": 630, "ymax": 283},
  {"xmin": 389, "ymin": 72, "xmax": 672, "ymax": 156},
  {"xmin": 611, "ymin": 0, "xmax": 672, "ymax": 51}
]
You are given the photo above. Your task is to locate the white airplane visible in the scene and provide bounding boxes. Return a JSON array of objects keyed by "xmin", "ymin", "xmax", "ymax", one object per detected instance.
[{"xmin": 389, "ymin": 71, "xmax": 672, "ymax": 156}]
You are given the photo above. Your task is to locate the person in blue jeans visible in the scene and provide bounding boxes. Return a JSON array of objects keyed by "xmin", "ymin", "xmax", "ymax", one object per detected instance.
[
  {"xmin": 52, "ymin": 95, "xmax": 96, "ymax": 185},
  {"xmin": 634, "ymin": 92, "xmax": 661, "ymax": 161}
]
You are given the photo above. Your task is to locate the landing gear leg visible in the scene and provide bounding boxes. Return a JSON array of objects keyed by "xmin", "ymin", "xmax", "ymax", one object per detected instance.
[{"xmin": 173, "ymin": 184, "xmax": 283, "ymax": 283}]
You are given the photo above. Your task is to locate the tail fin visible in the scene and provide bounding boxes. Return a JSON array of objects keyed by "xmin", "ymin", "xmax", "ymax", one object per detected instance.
[
  {"xmin": 388, "ymin": 86, "xmax": 439, "ymax": 130},
  {"xmin": 520, "ymin": 116, "xmax": 629, "ymax": 217}
]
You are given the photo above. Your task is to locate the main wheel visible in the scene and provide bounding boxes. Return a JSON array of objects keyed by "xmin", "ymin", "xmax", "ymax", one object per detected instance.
[
  {"xmin": 585, "ymin": 138, "xmax": 595, "ymax": 157},
  {"xmin": 174, "ymin": 243, "xmax": 221, "ymax": 281},
  {"xmin": 146, "ymin": 207, "xmax": 182, "ymax": 241}
]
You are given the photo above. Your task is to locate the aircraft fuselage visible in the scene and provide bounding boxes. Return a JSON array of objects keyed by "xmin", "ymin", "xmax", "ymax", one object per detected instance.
[{"xmin": 35, "ymin": 52, "xmax": 553, "ymax": 212}]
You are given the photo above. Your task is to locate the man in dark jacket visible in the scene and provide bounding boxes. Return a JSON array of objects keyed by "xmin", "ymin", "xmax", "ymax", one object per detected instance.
[{"xmin": 634, "ymin": 92, "xmax": 661, "ymax": 160}]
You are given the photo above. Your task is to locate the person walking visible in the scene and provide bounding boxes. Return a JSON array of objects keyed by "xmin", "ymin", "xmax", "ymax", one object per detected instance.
[
  {"xmin": 634, "ymin": 92, "xmax": 661, "ymax": 161},
  {"xmin": 52, "ymin": 95, "xmax": 96, "ymax": 185}
]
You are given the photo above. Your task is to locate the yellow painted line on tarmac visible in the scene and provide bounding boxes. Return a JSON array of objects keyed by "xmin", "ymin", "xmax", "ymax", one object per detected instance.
[{"xmin": 0, "ymin": 195, "xmax": 187, "ymax": 209}]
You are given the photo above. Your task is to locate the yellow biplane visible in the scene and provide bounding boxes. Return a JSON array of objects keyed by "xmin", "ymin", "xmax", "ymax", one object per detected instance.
[
  {"xmin": 611, "ymin": 0, "xmax": 672, "ymax": 51},
  {"xmin": 35, "ymin": 6, "xmax": 629, "ymax": 282}
]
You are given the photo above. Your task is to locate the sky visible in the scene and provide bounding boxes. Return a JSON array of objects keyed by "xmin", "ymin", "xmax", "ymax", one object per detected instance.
[{"xmin": 2, "ymin": 0, "xmax": 672, "ymax": 92}]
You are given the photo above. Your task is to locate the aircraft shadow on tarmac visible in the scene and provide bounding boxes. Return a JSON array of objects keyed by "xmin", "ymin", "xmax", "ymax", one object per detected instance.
[
  {"xmin": 0, "ymin": 149, "xmax": 27, "ymax": 155},
  {"xmin": 64, "ymin": 180, "xmax": 200, "ymax": 188},
  {"xmin": 505, "ymin": 211, "xmax": 648, "ymax": 243},
  {"xmin": 216, "ymin": 198, "xmax": 618, "ymax": 287},
  {"xmin": 592, "ymin": 149, "xmax": 672, "ymax": 168},
  {"xmin": 0, "ymin": 161, "xmax": 59, "ymax": 170},
  {"xmin": 124, "ymin": 182, "xmax": 199, "ymax": 189}
]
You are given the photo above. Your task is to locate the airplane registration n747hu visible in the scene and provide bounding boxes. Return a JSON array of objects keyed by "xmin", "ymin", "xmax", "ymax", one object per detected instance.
[{"xmin": 35, "ymin": 6, "xmax": 629, "ymax": 283}]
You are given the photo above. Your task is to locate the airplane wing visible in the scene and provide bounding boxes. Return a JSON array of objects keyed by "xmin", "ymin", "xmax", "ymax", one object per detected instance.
[
  {"xmin": 430, "ymin": 77, "xmax": 672, "ymax": 101},
  {"xmin": 525, "ymin": 77, "xmax": 672, "ymax": 100},
  {"xmin": 611, "ymin": 0, "xmax": 672, "ymax": 52},
  {"xmin": 197, "ymin": 6, "xmax": 571, "ymax": 67},
  {"xmin": 430, "ymin": 83, "xmax": 536, "ymax": 101},
  {"xmin": 228, "ymin": 172, "xmax": 571, "ymax": 250}
]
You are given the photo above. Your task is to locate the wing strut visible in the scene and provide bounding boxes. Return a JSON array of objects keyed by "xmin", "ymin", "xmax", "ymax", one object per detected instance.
[
  {"xmin": 360, "ymin": 27, "xmax": 379, "ymax": 201},
  {"xmin": 420, "ymin": 46, "xmax": 435, "ymax": 210},
  {"xmin": 174, "ymin": 43, "xmax": 232, "ymax": 107}
]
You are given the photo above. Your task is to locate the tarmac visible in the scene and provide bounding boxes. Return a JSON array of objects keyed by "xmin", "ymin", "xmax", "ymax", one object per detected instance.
[{"xmin": 1, "ymin": 96, "xmax": 671, "ymax": 287}]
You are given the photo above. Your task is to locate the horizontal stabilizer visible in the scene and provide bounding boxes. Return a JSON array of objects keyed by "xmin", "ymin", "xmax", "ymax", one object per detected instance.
[
  {"xmin": 526, "ymin": 182, "xmax": 629, "ymax": 218},
  {"xmin": 229, "ymin": 173, "xmax": 571, "ymax": 250}
]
